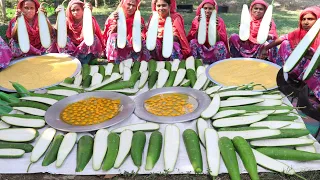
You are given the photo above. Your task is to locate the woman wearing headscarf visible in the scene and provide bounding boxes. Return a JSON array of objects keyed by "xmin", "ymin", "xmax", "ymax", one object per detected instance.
[
  {"xmin": 148, "ymin": 0, "xmax": 191, "ymax": 61},
  {"xmin": 261, "ymin": 6, "xmax": 320, "ymax": 103},
  {"xmin": 0, "ymin": 37, "xmax": 13, "ymax": 69},
  {"xmin": 56, "ymin": 0, "xmax": 104, "ymax": 64},
  {"xmin": 6, "ymin": 0, "xmax": 57, "ymax": 58},
  {"xmin": 187, "ymin": 0, "xmax": 230, "ymax": 63},
  {"xmin": 104, "ymin": 0, "xmax": 150, "ymax": 63},
  {"xmin": 228, "ymin": 0, "xmax": 278, "ymax": 60}
]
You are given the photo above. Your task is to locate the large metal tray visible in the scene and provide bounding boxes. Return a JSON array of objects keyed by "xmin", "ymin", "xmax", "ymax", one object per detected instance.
[
  {"xmin": 0, "ymin": 53, "xmax": 81, "ymax": 92},
  {"xmin": 134, "ymin": 87, "xmax": 211, "ymax": 123},
  {"xmin": 206, "ymin": 58, "xmax": 282, "ymax": 91},
  {"xmin": 45, "ymin": 92, "xmax": 135, "ymax": 132}
]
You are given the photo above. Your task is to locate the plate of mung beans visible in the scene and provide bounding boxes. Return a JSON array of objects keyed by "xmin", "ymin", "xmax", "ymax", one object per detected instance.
[{"xmin": 45, "ymin": 91, "xmax": 135, "ymax": 132}]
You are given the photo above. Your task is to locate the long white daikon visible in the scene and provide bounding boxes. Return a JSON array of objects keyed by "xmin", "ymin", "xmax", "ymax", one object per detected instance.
[
  {"xmin": 28, "ymin": 128, "xmax": 56, "ymax": 172},
  {"xmin": 0, "ymin": 128, "xmax": 37, "ymax": 142},
  {"xmin": 17, "ymin": 15, "xmax": 30, "ymax": 53},
  {"xmin": 38, "ymin": 3, "xmax": 51, "ymax": 48},
  {"xmin": 85, "ymin": 73, "xmax": 122, "ymax": 91},
  {"xmin": 212, "ymin": 114, "xmax": 267, "ymax": 127},
  {"xmin": 164, "ymin": 124, "xmax": 180, "ymax": 172},
  {"xmin": 162, "ymin": 16, "xmax": 173, "ymax": 58},
  {"xmin": 114, "ymin": 130, "xmax": 133, "ymax": 168},
  {"xmin": 56, "ymin": 132, "xmax": 77, "ymax": 167},
  {"xmin": 283, "ymin": 18, "xmax": 320, "ymax": 73},
  {"xmin": 198, "ymin": 8, "xmax": 206, "ymax": 45},
  {"xmin": 56, "ymin": 4, "xmax": 67, "ymax": 48},
  {"xmin": 173, "ymin": 69, "xmax": 186, "ymax": 86},
  {"xmin": 303, "ymin": 46, "xmax": 320, "ymax": 80},
  {"xmin": 132, "ymin": 9, "xmax": 142, "ymax": 52},
  {"xmin": 220, "ymin": 98, "xmax": 265, "ymax": 107},
  {"xmin": 218, "ymin": 129, "xmax": 281, "ymax": 140},
  {"xmin": 205, "ymin": 129, "xmax": 220, "ymax": 177},
  {"xmin": 250, "ymin": 138, "xmax": 314, "ymax": 147},
  {"xmin": 208, "ymin": 10, "xmax": 217, "ymax": 46},
  {"xmin": 93, "ymin": 129, "xmax": 109, "ymax": 170},
  {"xmin": 20, "ymin": 96, "xmax": 58, "ymax": 105},
  {"xmin": 193, "ymin": 73, "xmax": 207, "ymax": 90},
  {"xmin": 146, "ymin": 12, "xmax": 159, "ymax": 50},
  {"xmin": 215, "ymin": 90, "xmax": 263, "ymax": 98},
  {"xmin": 83, "ymin": 6, "xmax": 94, "ymax": 46},
  {"xmin": 239, "ymin": 4, "xmax": 250, "ymax": 41},
  {"xmin": 196, "ymin": 118, "xmax": 208, "ymax": 146},
  {"xmin": 157, "ymin": 69, "xmax": 170, "ymax": 88},
  {"xmin": 212, "ymin": 110, "xmax": 246, "ymax": 119},
  {"xmin": 252, "ymin": 149, "xmax": 295, "ymax": 175},
  {"xmin": 138, "ymin": 71, "xmax": 148, "ymax": 89},
  {"xmin": 139, "ymin": 61, "xmax": 148, "ymax": 73},
  {"xmin": 186, "ymin": 56, "xmax": 195, "ymax": 70},
  {"xmin": 112, "ymin": 122, "xmax": 160, "ymax": 133},
  {"xmin": 201, "ymin": 94, "xmax": 220, "ymax": 119},
  {"xmin": 250, "ymin": 121, "xmax": 292, "ymax": 129},
  {"xmin": 256, "ymin": 1, "xmax": 274, "ymax": 44}
]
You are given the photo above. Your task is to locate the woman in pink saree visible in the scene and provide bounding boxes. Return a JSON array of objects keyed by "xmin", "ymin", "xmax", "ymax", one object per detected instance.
[
  {"xmin": 56, "ymin": 0, "xmax": 104, "ymax": 64},
  {"xmin": 104, "ymin": 0, "xmax": 150, "ymax": 63},
  {"xmin": 261, "ymin": 6, "xmax": 320, "ymax": 103},
  {"xmin": 187, "ymin": 0, "xmax": 230, "ymax": 63},
  {"xmin": 148, "ymin": 0, "xmax": 191, "ymax": 61},
  {"xmin": 228, "ymin": 0, "xmax": 278, "ymax": 60},
  {"xmin": 0, "ymin": 37, "xmax": 12, "ymax": 69},
  {"xmin": 6, "ymin": 0, "xmax": 57, "ymax": 58}
]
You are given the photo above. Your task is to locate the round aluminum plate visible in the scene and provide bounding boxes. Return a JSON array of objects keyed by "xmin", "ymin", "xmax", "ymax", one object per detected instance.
[
  {"xmin": 206, "ymin": 58, "xmax": 281, "ymax": 91},
  {"xmin": 45, "ymin": 92, "xmax": 135, "ymax": 132},
  {"xmin": 0, "ymin": 53, "xmax": 81, "ymax": 92},
  {"xmin": 134, "ymin": 87, "xmax": 211, "ymax": 124}
]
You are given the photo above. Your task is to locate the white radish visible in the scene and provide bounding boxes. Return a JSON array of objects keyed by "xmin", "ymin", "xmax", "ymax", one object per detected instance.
[
  {"xmin": 205, "ymin": 128, "xmax": 220, "ymax": 176},
  {"xmin": 196, "ymin": 118, "xmax": 208, "ymax": 146},
  {"xmin": 157, "ymin": 69, "xmax": 170, "ymax": 88},
  {"xmin": 38, "ymin": 4, "xmax": 51, "ymax": 48},
  {"xmin": 112, "ymin": 122, "xmax": 160, "ymax": 133},
  {"xmin": 257, "ymin": 3, "xmax": 274, "ymax": 44},
  {"xmin": 56, "ymin": 132, "xmax": 77, "ymax": 167},
  {"xmin": 212, "ymin": 114, "xmax": 267, "ymax": 127},
  {"xmin": 171, "ymin": 59, "xmax": 180, "ymax": 71},
  {"xmin": 0, "ymin": 128, "xmax": 37, "ymax": 142},
  {"xmin": 252, "ymin": 149, "xmax": 295, "ymax": 175},
  {"xmin": 123, "ymin": 66, "xmax": 132, "ymax": 81},
  {"xmin": 239, "ymin": 4, "xmax": 250, "ymax": 41},
  {"xmin": 218, "ymin": 129, "xmax": 281, "ymax": 140},
  {"xmin": 1, "ymin": 116, "xmax": 45, "ymax": 128},
  {"xmin": 132, "ymin": 10, "xmax": 142, "ymax": 52},
  {"xmin": 201, "ymin": 94, "xmax": 220, "ymax": 119},
  {"xmin": 250, "ymin": 121, "xmax": 292, "ymax": 129},
  {"xmin": 114, "ymin": 130, "xmax": 133, "ymax": 168},
  {"xmin": 198, "ymin": 8, "xmax": 206, "ymax": 45},
  {"xmin": 186, "ymin": 56, "xmax": 195, "ymax": 70},
  {"xmin": 83, "ymin": 7, "xmax": 94, "ymax": 46},
  {"xmin": 20, "ymin": 96, "xmax": 58, "ymax": 105},
  {"xmin": 162, "ymin": 17, "xmax": 173, "ymax": 58},
  {"xmin": 250, "ymin": 138, "xmax": 314, "ymax": 147},
  {"xmin": 139, "ymin": 61, "xmax": 148, "ymax": 73},
  {"xmin": 164, "ymin": 124, "xmax": 180, "ymax": 172},
  {"xmin": 17, "ymin": 15, "xmax": 30, "ymax": 53},
  {"xmin": 47, "ymin": 89, "xmax": 79, "ymax": 97},
  {"xmin": 220, "ymin": 98, "xmax": 265, "ymax": 107},
  {"xmin": 117, "ymin": 7, "xmax": 127, "ymax": 49},
  {"xmin": 212, "ymin": 110, "xmax": 246, "ymax": 119},
  {"xmin": 56, "ymin": 5, "xmax": 67, "ymax": 48},
  {"xmin": 105, "ymin": 63, "xmax": 114, "ymax": 75},
  {"xmin": 93, "ymin": 129, "xmax": 109, "ymax": 170},
  {"xmin": 138, "ymin": 71, "xmax": 149, "ymax": 89},
  {"xmin": 86, "ymin": 73, "xmax": 122, "ymax": 91},
  {"xmin": 12, "ymin": 107, "xmax": 46, "ymax": 116},
  {"xmin": 208, "ymin": 10, "xmax": 217, "ymax": 46},
  {"xmin": 173, "ymin": 69, "xmax": 186, "ymax": 86},
  {"xmin": 146, "ymin": 12, "xmax": 159, "ymax": 51},
  {"xmin": 193, "ymin": 73, "xmax": 207, "ymax": 90}
]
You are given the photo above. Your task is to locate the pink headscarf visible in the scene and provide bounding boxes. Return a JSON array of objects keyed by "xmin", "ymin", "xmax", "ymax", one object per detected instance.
[
  {"xmin": 288, "ymin": 6, "xmax": 320, "ymax": 50},
  {"xmin": 6, "ymin": 0, "xmax": 41, "ymax": 49},
  {"xmin": 248, "ymin": 0, "xmax": 278, "ymax": 44},
  {"xmin": 187, "ymin": 0, "xmax": 229, "ymax": 53},
  {"xmin": 149, "ymin": 0, "xmax": 191, "ymax": 58},
  {"xmin": 103, "ymin": 0, "xmax": 147, "ymax": 44},
  {"xmin": 66, "ymin": 0, "xmax": 104, "ymax": 47}
]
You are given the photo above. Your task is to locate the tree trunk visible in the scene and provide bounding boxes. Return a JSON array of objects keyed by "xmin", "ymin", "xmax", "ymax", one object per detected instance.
[
  {"xmin": 95, "ymin": 0, "xmax": 98, "ymax": 7},
  {"xmin": 0, "ymin": 0, "xmax": 6, "ymax": 21}
]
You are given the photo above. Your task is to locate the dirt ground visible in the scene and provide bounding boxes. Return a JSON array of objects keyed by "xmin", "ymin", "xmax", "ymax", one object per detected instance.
[{"xmin": 1, "ymin": 0, "xmax": 320, "ymax": 179}]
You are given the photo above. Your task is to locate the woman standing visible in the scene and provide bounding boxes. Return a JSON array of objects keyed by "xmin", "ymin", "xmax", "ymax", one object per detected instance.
[{"xmin": 0, "ymin": 37, "xmax": 12, "ymax": 69}]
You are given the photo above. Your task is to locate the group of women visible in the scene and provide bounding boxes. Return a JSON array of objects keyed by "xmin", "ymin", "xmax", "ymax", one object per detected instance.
[{"xmin": 0, "ymin": 0, "xmax": 319, "ymax": 102}]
